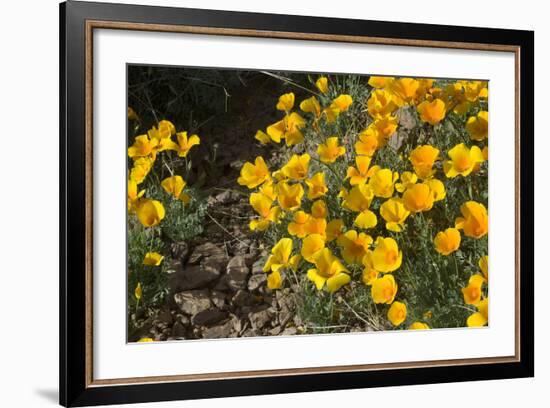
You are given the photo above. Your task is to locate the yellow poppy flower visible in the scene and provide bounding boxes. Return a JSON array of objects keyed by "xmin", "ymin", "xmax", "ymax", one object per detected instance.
[
  {"xmin": 161, "ymin": 175, "xmax": 187, "ymax": 200},
  {"xmin": 368, "ymin": 167, "xmax": 398, "ymax": 198},
  {"xmin": 417, "ymin": 98, "xmax": 446, "ymax": 125},
  {"xmin": 143, "ymin": 252, "xmax": 164, "ymax": 266},
  {"xmin": 266, "ymin": 112, "xmax": 306, "ymax": 146},
  {"xmin": 281, "ymin": 153, "xmax": 310, "ymax": 180},
  {"xmin": 463, "ymin": 81, "xmax": 488, "ymax": 102},
  {"xmin": 433, "ymin": 227, "xmax": 461, "ymax": 255},
  {"xmin": 409, "ymin": 322, "xmax": 430, "ymax": 330},
  {"xmin": 259, "ymin": 181, "xmax": 277, "ymax": 201},
  {"xmin": 326, "ymin": 219, "xmax": 345, "ymax": 242},
  {"xmin": 305, "ymin": 217, "xmax": 327, "ymax": 237},
  {"xmin": 467, "ymin": 298, "xmax": 489, "ymax": 327},
  {"xmin": 346, "ymin": 156, "xmax": 374, "ymax": 186},
  {"xmin": 368, "ymin": 76, "xmax": 394, "ymax": 89},
  {"xmin": 462, "ymin": 274, "xmax": 485, "ymax": 305},
  {"xmin": 175, "ymin": 131, "xmax": 200, "ymax": 157},
  {"xmin": 425, "ymin": 178, "xmax": 446, "ymax": 201},
  {"xmin": 344, "ymin": 182, "xmax": 374, "ymax": 212},
  {"xmin": 479, "ymin": 255, "xmax": 489, "ymax": 280},
  {"xmin": 128, "ymin": 134, "xmax": 159, "ymax": 159},
  {"xmin": 317, "ymin": 137, "xmax": 346, "ymax": 164},
  {"xmin": 155, "ymin": 136, "xmax": 178, "ymax": 154},
  {"xmin": 128, "ymin": 179, "xmax": 145, "ymax": 212},
  {"xmin": 337, "ymin": 230, "xmax": 373, "ymax": 265},
  {"xmin": 323, "ymin": 94, "xmax": 353, "ymax": 123},
  {"xmin": 316, "ymin": 76, "xmax": 329, "ymax": 94},
  {"xmin": 301, "ymin": 234, "xmax": 326, "ymax": 263},
  {"xmin": 372, "ymin": 237, "xmax": 402, "ymax": 273},
  {"xmin": 249, "ymin": 192, "xmax": 280, "ymax": 231},
  {"xmin": 443, "ymin": 82, "xmax": 469, "ymax": 114},
  {"xmin": 137, "ymin": 337, "xmax": 153, "ymax": 342},
  {"xmin": 388, "ymin": 301, "xmax": 407, "ymax": 326},
  {"xmin": 134, "ymin": 282, "xmax": 142, "ymax": 300},
  {"xmin": 263, "ymin": 238, "xmax": 293, "ymax": 273},
  {"xmin": 287, "ymin": 211, "xmax": 310, "ymax": 238},
  {"xmin": 276, "ymin": 92, "xmax": 295, "ymax": 111},
  {"xmin": 238, "ymin": 156, "xmax": 270, "ymax": 189},
  {"xmin": 148, "ymin": 120, "xmax": 176, "ymax": 140},
  {"xmin": 267, "ymin": 270, "xmax": 283, "ymax": 290},
  {"xmin": 361, "ymin": 251, "xmax": 379, "ymax": 285},
  {"xmin": 305, "ymin": 172, "xmax": 328, "ymax": 199},
  {"xmin": 389, "ymin": 77, "xmax": 420, "ymax": 106},
  {"xmin": 136, "ymin": 199, "xmax": 165, "ymax": 227},
  {"xmin": 343, "ymin": 184, "xmax": 377, "ymax": 229},
  {"xmin": 443, "ymin": 143, "xmax": 484, "ymax": 178},
  {"xmin": 402, "ymin": 183, "xmax": 435, "ymax": 213},
  {"xmin": 409, "ymin": 145, "xmax": 440, "ymax": 179},
  {"xmin": 395, "ymin": 171, "xmax": 418, "ymax": 193},
  {"xmin": 307, "ymin": 248, "xmax": 350, "ymax": 292},
  {"xmin": 300, "ymin": 96, "xmax": 321, "ymax": 118},
  {"xmin": 482, "ymin": 146, "xmax": 489, "ymax": 161},
  {"xmin": 276, "ymin": 181, "xmax": 304, "ymax": 212},
  {"xmin": 311, "ymin": 200, "xmax": 328, "ymax": 219},
  {"xmin": 255, "ymin": 130, "xmax": 271, "ymax": 144},
  {"xmin": 371, "ymin": 116, "xmax": 398, "ymax": 146},
  {"xmin": 129, "ymin": 157, "xmax": 153, "ymax": 184},
  {"xmin": 417, "ymin": 78, "xmax": 435, "ymax": 98},
  {"xmin": 371, "ymin": 274, "xmax": 398, "ymax": 304},
  {"xmin": 455, "ymin": 201, "xmax": 488, "ymax": 239},
  {"xmin": 466, "ymin": 111, "xmax": 488, "ymax": 141},
  {"xmin": 367, "ymin": 89, "xmax": 398, "ymax": 118},
  {"xmin": 380, "ymin": 198, "xmax": 410, "ymax": 232},
  {"xmin": 338, "ymin": 187, "xmax": 348, "ymax": 199},
  {"xmin": 355, "ymin": 127, "xmax": 379, "ymax": 157},
  {"xmin": 331, "ymin": 94, "xmax": 353, "ymax": 112}
]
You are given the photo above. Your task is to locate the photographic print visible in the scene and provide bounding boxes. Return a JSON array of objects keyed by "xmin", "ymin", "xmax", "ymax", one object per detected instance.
[{"xmin": 126, "ymin": 66, "xmax": 489, "ymax": 342}]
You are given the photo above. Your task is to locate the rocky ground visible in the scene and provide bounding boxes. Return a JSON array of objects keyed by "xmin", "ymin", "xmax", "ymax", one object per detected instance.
[{"xmin": 132, "ymin": 188, "xmax": 302, "ymax": 341}]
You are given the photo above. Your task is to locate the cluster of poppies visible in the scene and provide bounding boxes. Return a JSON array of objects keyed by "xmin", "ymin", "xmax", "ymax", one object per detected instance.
[
  {"xmin": 238, "ymin": 75, "xmax": 489, "ymax": 329},
  {"xmin": 127, "ymin": 117, "xmax": 201, "ymax": 302}
]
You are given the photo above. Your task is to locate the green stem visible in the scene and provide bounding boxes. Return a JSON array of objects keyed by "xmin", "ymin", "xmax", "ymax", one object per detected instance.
[{"xmin": 311, "ymin": 157, "xmax": 345, "ymax": 184}]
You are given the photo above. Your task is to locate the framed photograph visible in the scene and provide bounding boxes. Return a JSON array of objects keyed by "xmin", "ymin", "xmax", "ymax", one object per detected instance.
[{"xmin": 60, "ymin": 1, "xmax": 534, "ymax": 406}]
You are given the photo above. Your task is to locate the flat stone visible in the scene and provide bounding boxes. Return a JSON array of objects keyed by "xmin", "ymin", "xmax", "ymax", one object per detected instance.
[
  {"xmin": 397, "ymin": 107, "xmax": 416, "ymax": 129},
  {"xmin": 226, "ymin": 255, "xmax": 250, "ymax": 290},
  {"xmin": 164, "ymin": 259, "xmax": 182, "ymax": 275},
  {"xmin": 192, "ymin": 309, "xmax": 228, "ymax": 327},
  {"xmin": 281, "ymin": 327, "xmax": 297, "ymax": 336},
  {"xmin": 174, "ymin": 290, "xmax": 212, "ymax": 315},
  {"xmin": 247, "ymin": 273, "xmax": 267, "ymax": 291},
  {"xmin": 210, "ymin": 190, "xmax": 240, "ymax": 205},
  {"xmin": 251, "ymin": 258, "xmax": 265, "ymax": 274},
  {"xmin": 175, "ymin": 314, "xmax": 190, "ymax": 326},
  {"xmin": 241, "ymin": 329, "xmax": 260, "ymax": 337},
  {"xmin": 201, "ymin": 319, "xmax": 234, "ymax": 339},
  {"xmin": 210, "ymin": 291, "xmax": 226, "ymax": 309},
  {"xmin": 231, "ymin": 290, "xmax": 255, "ymax": 307},
  {"xmin": 169, "ymin": 264, "xmax": 220, "ymax": 291},
  {"xmin": 171, "ymin": 321, "xmax": 187, "ymax": 338},
  {"xmin": 277, "ymin": 293, "xmax": 295, "ymax": 327},
  {"xmin": 188, "ymin": 242, "xmax": 228, "ymax": 267},
  {"xmin": 213, "ymin": 275, "xmax": 230, "ymax": 291},
  {"xmin": 248, "ymin": 308, "xmax": 274, "ymax": 330}
]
